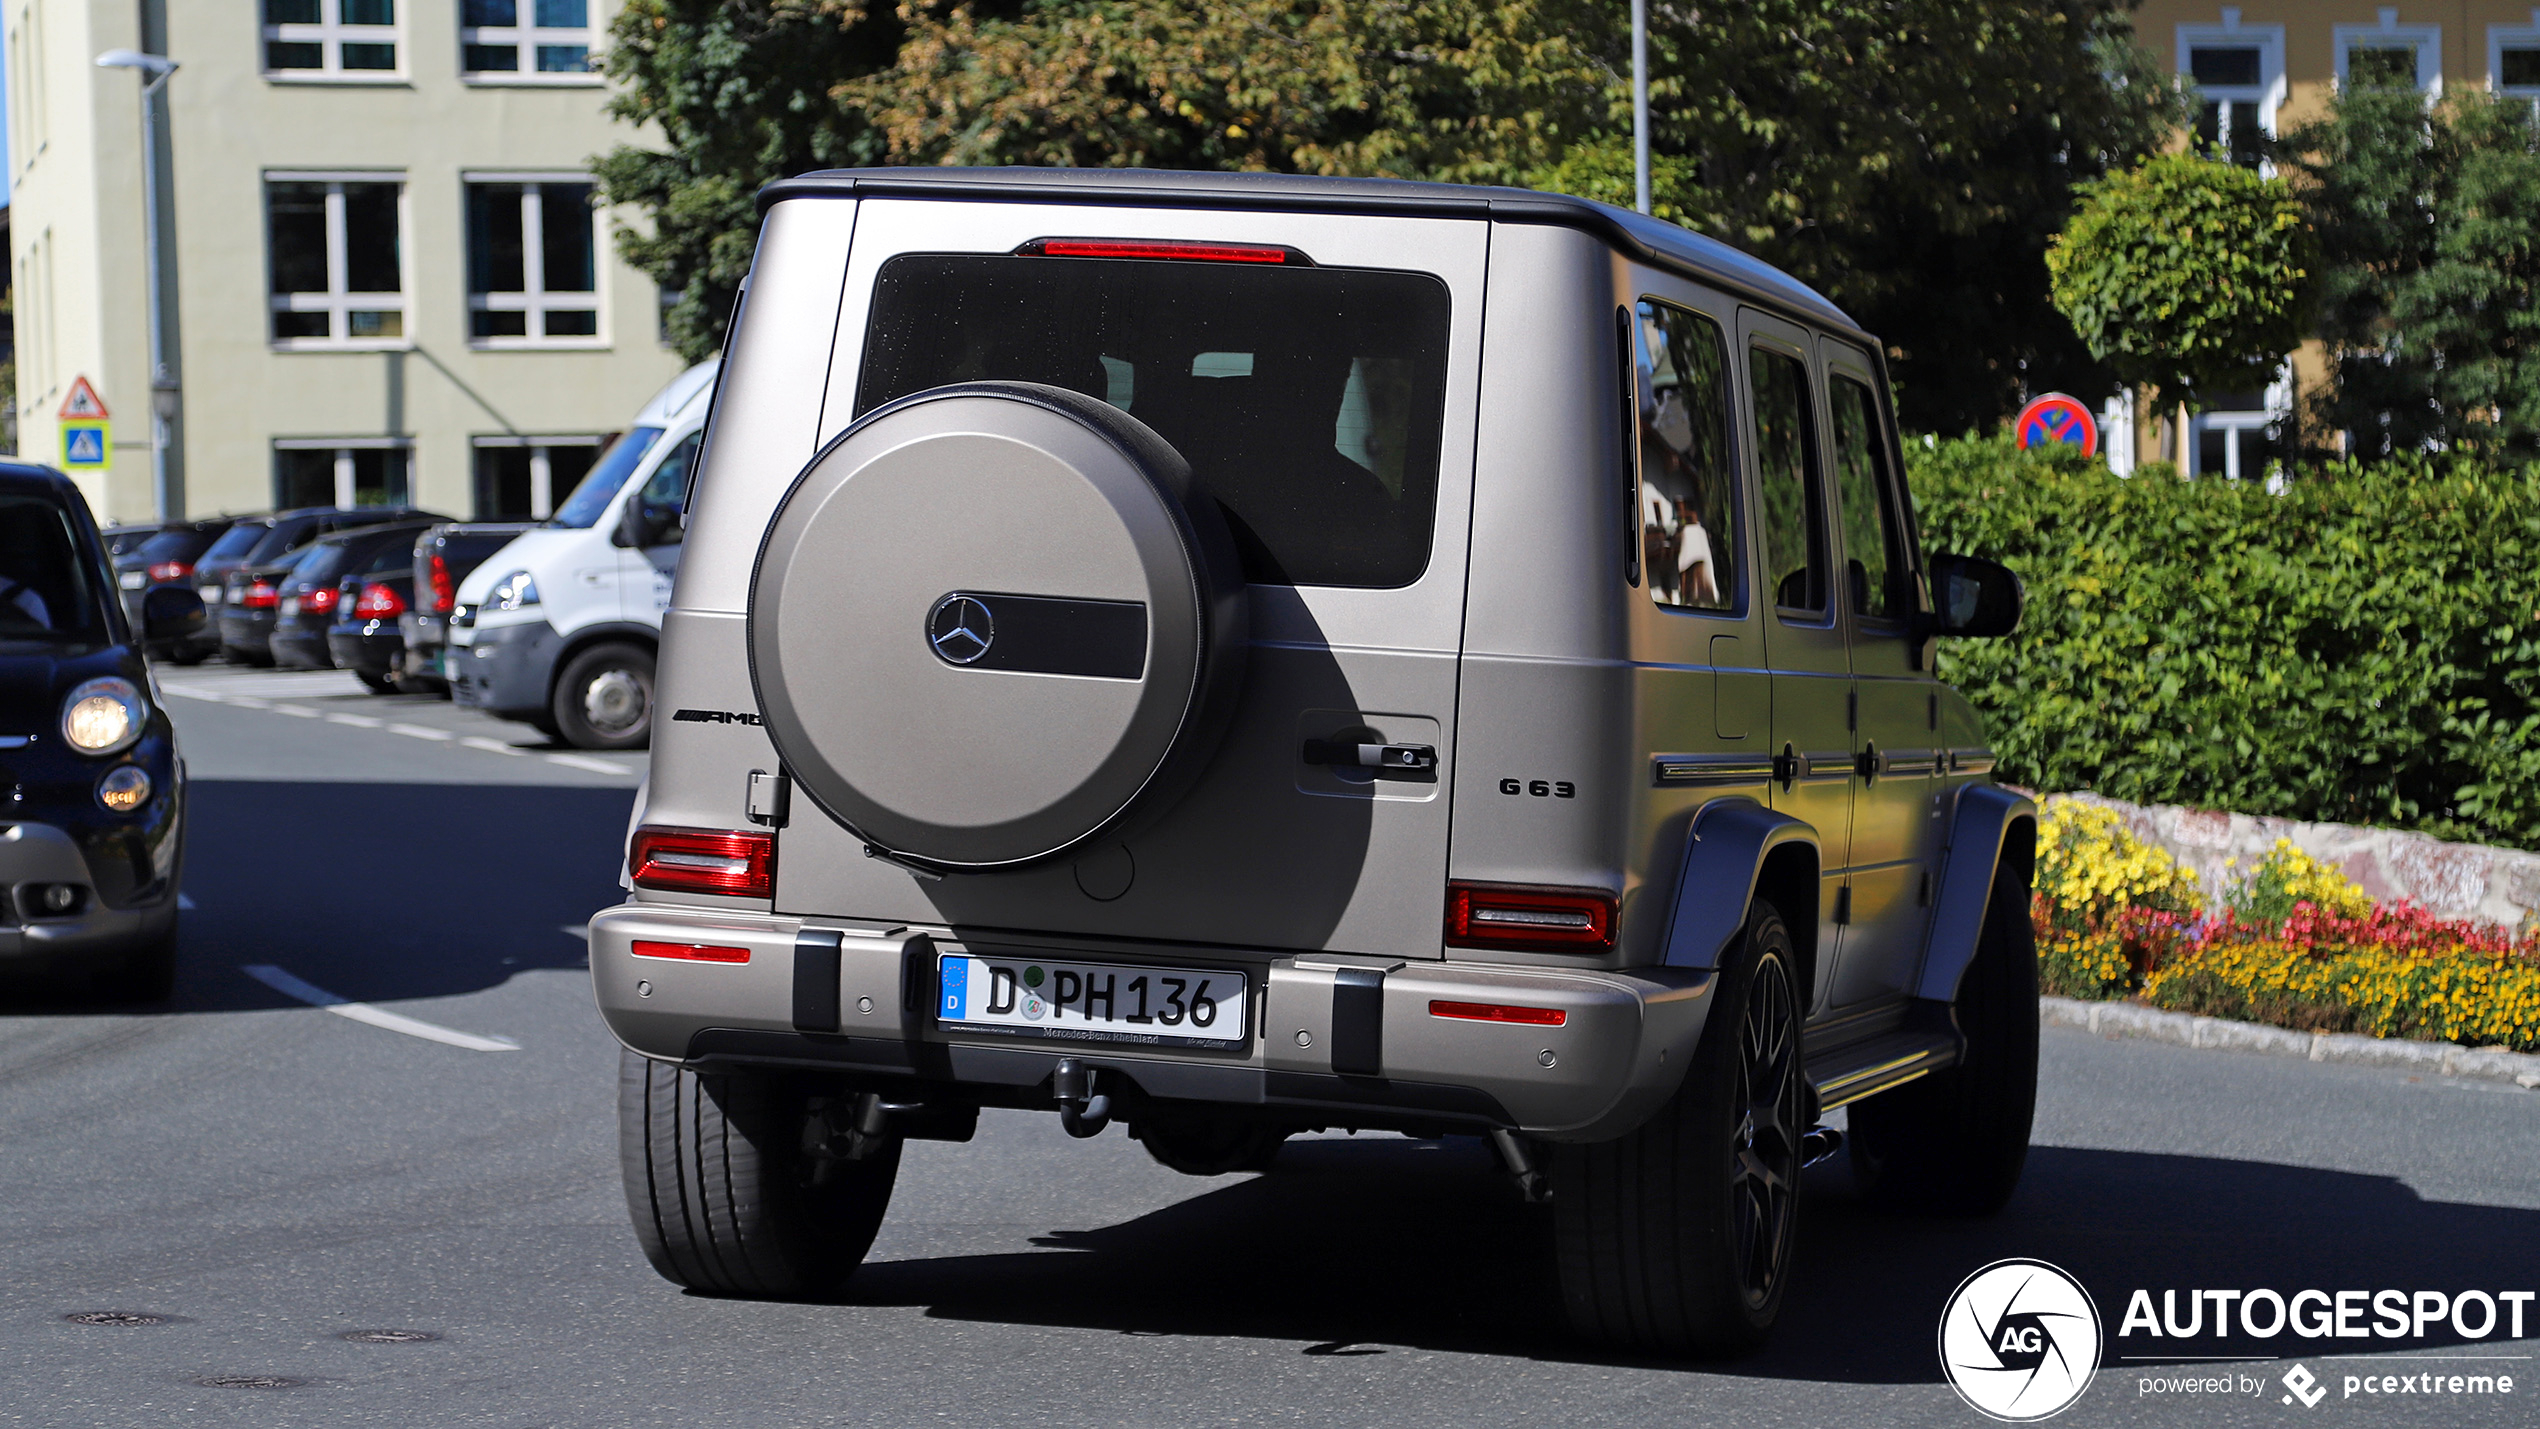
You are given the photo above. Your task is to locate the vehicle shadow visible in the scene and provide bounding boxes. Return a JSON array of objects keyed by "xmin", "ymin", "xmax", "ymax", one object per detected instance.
[
  {"xmin": 146, "ymin": 778, "xmax": 626, "ymax": 1012},
  {"xmin": 836, "ymin": 1139, "xmax": 2540, "ymax": 1382}
]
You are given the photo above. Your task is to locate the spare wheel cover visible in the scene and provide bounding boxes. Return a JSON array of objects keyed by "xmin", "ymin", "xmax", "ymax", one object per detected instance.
[{"xmin": 748, "ymin": 382, "xmax": 1247, "ymax": 870}]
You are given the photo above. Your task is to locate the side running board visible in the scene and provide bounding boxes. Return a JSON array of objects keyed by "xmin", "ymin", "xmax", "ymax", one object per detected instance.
[{"xmin": 1806, "ymin": 1005, "xmax": 1963, "ymax": 1110}]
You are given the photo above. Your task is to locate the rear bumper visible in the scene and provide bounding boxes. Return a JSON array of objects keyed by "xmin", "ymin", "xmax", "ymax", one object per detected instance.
[
  {"xmin": 589, "ymin": 902, "xmax": 1715, "ymax": 1141},
  {"xmin": 271, "ymin": 626, "xmax": 333, "ymax": 670},
  {"xmin": 328, "ymin": 621, "xmax": 403, "ymax": 676},
  {"xmin": 0, "ymin": 822, "xmax": 177, "ymax": 962}
]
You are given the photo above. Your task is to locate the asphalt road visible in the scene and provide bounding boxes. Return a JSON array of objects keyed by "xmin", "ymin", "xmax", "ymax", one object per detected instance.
[{"xmin": 0, "ymin": 671, "xmax": 2534, "ymax": 1427}]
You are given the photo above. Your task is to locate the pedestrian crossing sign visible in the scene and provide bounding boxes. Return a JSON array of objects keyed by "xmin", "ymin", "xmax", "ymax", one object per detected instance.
[
  {"xmin": 59, "ymin": 376, "xmax": 110, "ymax": 421},
  {"xmin": 61, "ymin": 420, "xmax": 110, "ymax": 470}
]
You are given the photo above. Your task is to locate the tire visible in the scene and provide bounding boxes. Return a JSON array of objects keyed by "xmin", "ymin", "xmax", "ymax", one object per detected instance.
[
  {"xmin": 1551, "ymin": 899, "xmax": 1806, "ymax": 1357},
  {"xmin": 1848, "ymin": 862, "xmax": 2038, "ymax": 1216},
  {"xmin": 617, "ymin": 1049, "xmax": 900, "ymax": 1298},
  {"xmin": 163, "ymin": 645, "xmax": 210, "ymax": 667},
  {"xmin": 355, "ymin": 669, "xmax": 399, "ymax": 695},
  {"xmin": 552, "ymin": 643, "xmax": 655, "ymax": 751}
]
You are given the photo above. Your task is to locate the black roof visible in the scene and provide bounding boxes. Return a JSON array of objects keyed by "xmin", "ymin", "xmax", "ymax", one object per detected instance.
[
  {"xmin": 759, "ymin": 167, "xmax": 1862, "ymax": 338},
  {"xmin": 0, "ymin": 460, "xmax": 82, "ymax": 501}
]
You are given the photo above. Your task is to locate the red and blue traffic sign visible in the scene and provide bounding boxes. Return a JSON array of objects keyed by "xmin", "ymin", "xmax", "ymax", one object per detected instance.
[{"xmin": 2014, "ymin": 392, "xmax": 2098, "ymax": 457}]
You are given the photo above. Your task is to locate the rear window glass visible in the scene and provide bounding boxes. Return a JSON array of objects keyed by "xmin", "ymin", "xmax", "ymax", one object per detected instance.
[
  {"xmin": 855, "ymin": 253, "xmax": 1453, "ymax": 588},
  {"xmin": 202, "ymin": 522, "xmax": 264, "ymax": 564},
  {"xmin": 247, "ymin": 518, "xmax": 320, "ymax": 564},
  {"xmin": 134, "ymin": 527, "xmax": 213, "ymax": 564}
]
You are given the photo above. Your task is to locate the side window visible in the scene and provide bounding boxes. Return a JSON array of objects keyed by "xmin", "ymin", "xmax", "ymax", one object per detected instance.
[
  {"xmin": 1828, "ymin": 376, "xmax": 1909, "ymax": 622},
  {"xmin": 633, "ymin": 432, "xmax": 703, "ymax": 545},
  {"xmin": 1633, "ymin": 300, "xmax": 1740, "ymax": 613},
  {"xmin": 1748, "ymin": 346, "xmax": 1827, "ymax": 615}
]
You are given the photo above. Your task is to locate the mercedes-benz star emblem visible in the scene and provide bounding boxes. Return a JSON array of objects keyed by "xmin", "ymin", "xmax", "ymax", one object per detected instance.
[{"xmin": 928, "ymin": 595, "xmax": 994, "ymax": 665}]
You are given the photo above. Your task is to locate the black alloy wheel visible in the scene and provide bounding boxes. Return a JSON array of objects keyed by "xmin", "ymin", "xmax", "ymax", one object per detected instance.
[{"xmin": 1729, "ymin": 948, "xmax": 1802, "ymax": 1310}]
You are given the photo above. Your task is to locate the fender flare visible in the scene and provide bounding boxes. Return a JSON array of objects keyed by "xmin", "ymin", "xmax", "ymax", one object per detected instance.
[
  {"xmin": 1660, "ymin": 797, "xmax": 1820, "ymax": 974},
  {"xmin": 1913, "ymin": 782, "xmax": 2039, "ymax": 1004}
]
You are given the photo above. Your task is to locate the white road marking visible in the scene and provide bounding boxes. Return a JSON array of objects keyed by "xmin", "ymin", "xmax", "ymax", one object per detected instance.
[
  {"xmin": 273, "ymin": 704, "xmax": 320, "ymax": 718},
  {"xmin": 460, "ymin": 736, "xmax": 524, "ymax": 756},
  {"xmin": 389, "ymin": 723, "xmax": 453, "ymax": 741},
  {"xmin": 326, "ymin": 713, "xmax": 383, "ymax": 728},
  {"xmin": 241, "ymin": 965, "xmax": 519, "ymax": 1053},
  {"xmin": 228, "ymin": 696, "xmax": 271, "ymax": 710},
  {"xmin": 162, "ymin": 685, "xmax": 223, "ymax": 702},
  {"xmin": 561, "ymin": 924, "xmax": 588, "ymax": 941},
  {"xmin": 546, "ymin": 753, "xmax": 633, "ymax": 776},
  {"xmin": 178, "ymin": 894, "xmax": 198, "ymax": 910}
]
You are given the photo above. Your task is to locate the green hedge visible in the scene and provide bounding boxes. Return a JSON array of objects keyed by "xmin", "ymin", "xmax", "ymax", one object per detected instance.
[{"xmin": 1906, "ymin": 439, "xmax": 2540, "ymax": 849}]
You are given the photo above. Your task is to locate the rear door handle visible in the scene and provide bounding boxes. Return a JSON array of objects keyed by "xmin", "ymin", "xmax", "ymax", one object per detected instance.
[{"xmin": 1302, "ymin": 739, "xmax": 1437, "ymax": 772}]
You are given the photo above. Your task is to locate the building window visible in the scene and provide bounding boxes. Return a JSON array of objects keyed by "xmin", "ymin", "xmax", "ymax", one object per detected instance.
[
  {"xmin": 268, "ymin": 176, "xmax": 407, "ymax": 347},
  {"xmin": 2178, "ymin": 19, "xmax": 2284, "ymax": 170},
  {"xmin": 460, "ymin": 0, "xmax": 596, "ymax": 79},
  {"xmin": 471, "ymin": 435, "xmax": 602, "ymax": 519},
  {"xmin": 2491, "ymin": 20, "xmax": 2540, "ymax": 99},
  {"xmin": 2187, "ymin": 367, "xmax": 2293, "ymax": 485},
  {"xmin": 465, "ymin": 178, "xmax": 602, "ymax": 344},
  {"xmin": 2337, "ymin": 14, "xmax": 2441, "ymax": 96},
  {"xmin": 274, "ymin": 440, "xmax": 413, "ymax": 509},
  {"xmin": 263, "ymin": 0, "xmax": 402, "ymax": 79}
]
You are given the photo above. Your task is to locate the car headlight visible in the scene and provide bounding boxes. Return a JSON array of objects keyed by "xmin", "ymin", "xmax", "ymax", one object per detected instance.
[
  {"xmin": 98, "ymin": 764, "xmax": 152, "ymax": 812},
  {"xmin": 62, "ymin": 677, "xmax": 146, "ymax": 756},
  {"xmin": 488, "ymin": 570, "xmax": 541, "ymax": 611}
]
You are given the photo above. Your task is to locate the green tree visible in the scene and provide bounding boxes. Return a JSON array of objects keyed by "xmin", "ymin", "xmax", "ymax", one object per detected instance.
[
  {"xmin": 2287, "ymin": 86, "xmax": 2540, "ymax": 462},
  {"xmin": 591, "ymin": 1, "xmax": 902, "ymax": 363},
  {"xmin": 2046, "ymin": 153, "xmax": 2313, "ymax": 406}
]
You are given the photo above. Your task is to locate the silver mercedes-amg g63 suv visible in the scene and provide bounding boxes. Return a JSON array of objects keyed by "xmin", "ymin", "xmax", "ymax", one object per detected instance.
[{"xmin": 594, "ymin": 168, "xmax": 2035, "ymax": 1356}]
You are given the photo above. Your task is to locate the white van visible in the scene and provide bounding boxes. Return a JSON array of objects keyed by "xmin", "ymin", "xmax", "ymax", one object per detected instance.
[{"xmin": 448, "ymin": 359, "xmax": 718, "ymax": 749}]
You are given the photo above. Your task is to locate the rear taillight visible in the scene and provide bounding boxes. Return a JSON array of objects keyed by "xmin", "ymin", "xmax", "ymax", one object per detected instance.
[
  {"xmin": 632, "ymin": 939, "xmax": 751, "ymax": 964},
  {"xmin": 354, "ymin": 582, "xmax": 406, "ymax": 619},
  {"xmin": 147, "ymin": 560, "xmax": 193, "ymax": 581},
  {"xmin": 428, "ymin": 554, "xmax": 455, "ymax": 614},
  {"xmin": 1444, "ymin": 882, "xmax": 1617, "ymax": 954},
  {"xmin": 301, "ymin": 586, "xmax": 339, "ymax": 615},
  {"xmin": 1019, "ymin": 237, "xmax": 1305, "ymax": 265},
  {"xmin": 241, "ymin": 580, "xmax": 280, "ymax": 610},
  {"xmin": 630, "ymin": 826, "xmax": 775, "ymax": 899}
]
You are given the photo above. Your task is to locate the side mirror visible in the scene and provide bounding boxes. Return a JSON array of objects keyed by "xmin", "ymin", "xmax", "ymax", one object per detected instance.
[
  {"xmin": 1919, "ymin": 554, "xmax": 2022, "ymax": 638},
  {"xmin": 140, "ymin": 584, "xmax": 207, "ymax": 643}
]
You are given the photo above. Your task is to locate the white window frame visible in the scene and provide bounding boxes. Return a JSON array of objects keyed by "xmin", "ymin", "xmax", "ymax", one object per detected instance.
[
  {"xmin": 272, "ymin": 437, "xmax": 416, "ymax": 509},
  {"xmin": 266, "ymin": 171, "xmax": 413, "ymax": 352},
  {"xmin": 462, "ymin": 172, "xmax": 607, "ymax": 349},
  {"xmin": 2335, "ymin": 8, "xmax": 2442, "ymax": 97},
  {"xmin": 2178, "ymin": 12, "xmax": 2287, "ymax": 173},
  {"xmin": 459, "ymin": 0, "xmax": 601, "ymax": 84},
  {"xmin": 2186, "ymin": 364, "xmax": 2294, "ymax": 483},
  {"xmin": 2489, "ymin": 10, "xmax": 2540, "ymax": 100},
  {"xmin": 470, "ymin": 434, "xmax": 603, "ymax": 519},
  {"xmin": 262, "ymin": 0, "xmax": 407, "ymax": 83}
]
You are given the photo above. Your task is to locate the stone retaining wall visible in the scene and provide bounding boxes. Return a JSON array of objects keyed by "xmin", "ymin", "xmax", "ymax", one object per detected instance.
[{"xmin": 2049, "ymin": 791, "xmax": 2540, "ymax": 932}]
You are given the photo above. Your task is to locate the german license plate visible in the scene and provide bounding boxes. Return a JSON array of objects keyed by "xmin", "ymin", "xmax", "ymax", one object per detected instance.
[
  {"xmin": 937, "ymin": 953, "xmax": 1247, "ymax": 1048},
  {"xmin": 119, "ymin": 571, "xmax": 146, "ymax": 590},
  {"xmin": 280, "ymin": 597, "xmax": 300, "ymax": 617}
]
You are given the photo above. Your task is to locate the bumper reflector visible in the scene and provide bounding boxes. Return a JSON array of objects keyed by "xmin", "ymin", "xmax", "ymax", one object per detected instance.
[
  {"xmin": 1444, "ymin": 882, "xmax": 1617, "ymax": 953},
  {"xmin": 1429, "ymin": 999, "xmax": 1566, "ymax": 1026},
  {"xmin": 630, "ymin": 826, "xmax": 775, "ymax": 898},
  {"xmin": 632, "ymin": 939, "xmax": 751, "ymax": 964}
]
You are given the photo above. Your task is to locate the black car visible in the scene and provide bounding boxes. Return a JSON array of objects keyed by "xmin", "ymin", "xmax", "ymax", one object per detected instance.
[
  {"xmin": 327, "ymin": 564, "xmax": 417, "ymax": 694},
  {"xmin": 270, "ymin": 523, "xmax": 437, "ymax": 679},
  {"xmin": 191, "ymin": 506, "xmax": 448, "ymax": 663},
  {"xmin": 398, "ymin": 522, "xmax": 531, "ymax": 692},
  {"xmin": 114, "ymin": 517, "xmax": 239, "ymax": 653},
  {"xmin": 100, "ymin": 524, "xmax": 159, "ymax": 561},
  {"xmin": 216, "ymin": 548, "xmax": 311, "ymax": 666},
  {"xmin": 0, "ymin": 463, "xmax": 201, "ymax": 1000}
]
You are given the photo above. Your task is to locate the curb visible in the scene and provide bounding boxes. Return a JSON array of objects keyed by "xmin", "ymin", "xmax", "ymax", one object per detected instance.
[{"xmin": 2041, "ymin": 997, "xmax": 2540, "ymax": 1089}]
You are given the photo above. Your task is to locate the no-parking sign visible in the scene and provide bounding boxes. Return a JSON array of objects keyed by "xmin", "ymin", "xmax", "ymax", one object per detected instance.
[{"xmin": 2014, "ymin": 392, "xmax": 2097, "ymax": 457}]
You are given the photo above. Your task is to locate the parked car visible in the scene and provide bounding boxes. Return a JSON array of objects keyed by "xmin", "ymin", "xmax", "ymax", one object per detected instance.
[
  {"xmin": 0, "ymin": 462, "xmax": 199, "ymax": 1001},
  {"xmin": 114, "ymin": 517, "xmax": 238, "ymax": 650},
  {"xmin": 398, "ymin": 522, "xmax": 533, "ymax": 693},
  {"xmin": 449, "ymin": 360, "xmax": 715, "ymax": 749},
  {"xmin": 328, "ymin": 562, "xmax": 418, "ymax": 695},
  {"xmin": 100, "ymin": 524, "xmax": 158, "ymax": 561},
  {"xmin": 269, "ymin": 522, "xmax": 441, "ymax": 678},
  {"xmin": 593, "ymin": 170, "xmax": 2035, "ymax": 1358},
  {"xmin": 216, "ymin": 548, "xmax": 310, "ymax": 666},
  {"xmin": 192, "ymin": 506, "xmax": 447, "ymax": 664}
]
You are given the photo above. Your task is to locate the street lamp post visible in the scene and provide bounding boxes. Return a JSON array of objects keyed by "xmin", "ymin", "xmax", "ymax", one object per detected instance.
[
  {"xmin": 94, "ymin": 48, "xmax": 182, "ymax": 521},
  {"xmin": 1632, "ymin": 0, "xmax": 1650, "ymax": 215}
]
